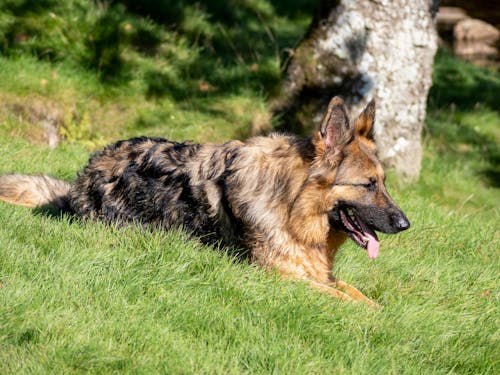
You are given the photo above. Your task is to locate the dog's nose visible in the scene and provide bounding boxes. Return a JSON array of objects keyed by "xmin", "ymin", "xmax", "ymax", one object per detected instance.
[{"xmin": 395, "ymin": 216, "xmax": 410, "ymax": 231}]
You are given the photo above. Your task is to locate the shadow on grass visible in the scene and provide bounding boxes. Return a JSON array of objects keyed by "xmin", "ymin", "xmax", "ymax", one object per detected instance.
[
  {"xmin": 1, "ymin": 0, "xmax": 317, "ymax": 90},
  {"xmin": 32, "ymin": 204, "xmax": 252, "ymax": 262},
  {"xmin": 426, "ymin": 111, "xmax": 500, "ymax": 187},
  {"xmin": 426, "ymin": 50, "xmax": 500, "ymax": 187},
  {"xmin": 133, "ymin": 0, "xmax": 318, "ymax": 103},
  {"xmin": 32, "ymin": 204, "xmax": 76, "ymax": 222},
  {"xmin": 429, "ymin": 50, "xmax": 500, "ymax": 112}
]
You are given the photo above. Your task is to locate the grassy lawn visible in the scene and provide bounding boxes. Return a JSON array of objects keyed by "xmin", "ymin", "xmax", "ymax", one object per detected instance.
[{"xmin": 0, "ymin": 1, "xmax": 498, "ymax": 374}]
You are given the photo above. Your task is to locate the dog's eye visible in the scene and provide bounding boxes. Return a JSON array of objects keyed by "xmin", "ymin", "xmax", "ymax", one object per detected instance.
[{"xmin": 365, "ymin": 178, "xmax": 377, "ymax": 191}]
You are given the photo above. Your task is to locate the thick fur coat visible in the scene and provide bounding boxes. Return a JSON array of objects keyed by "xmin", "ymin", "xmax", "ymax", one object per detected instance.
[{"xmin": 0, "ymin": 97, "xmax": 410, "ymax": 305}]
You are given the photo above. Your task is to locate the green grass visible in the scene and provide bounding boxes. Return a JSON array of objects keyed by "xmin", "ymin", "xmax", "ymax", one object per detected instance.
[
  {"xmin": 0, "ymin": 135, "xmax": 497, "ymax": 374},
  {"xmin": 0, "ymin": 2, "xmax": 499, "ymax": 374}
]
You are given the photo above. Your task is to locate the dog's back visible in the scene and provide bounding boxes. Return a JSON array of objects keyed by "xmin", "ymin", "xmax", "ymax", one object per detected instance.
[
  {"xmin": 0, "ymin": 134, "xmax": 311, "ymax": 244},
  {"xmin": 69, "ymin": 135, "xmax": 313, "ymax": 244},
  {"xmin": 69, "ymin": 137, "xmax": 237, "ymax": 239}
]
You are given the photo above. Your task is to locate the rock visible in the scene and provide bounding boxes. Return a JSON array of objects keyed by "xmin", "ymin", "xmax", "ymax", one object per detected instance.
[
  {"xmin": 454, "ymin": 18, "xmax": 500, "ymax": 44},
  {"xmin": 440, "ymin": 0, "xmax": 500, "ymax": 30},
  {"xmin": 436, "ymin": 7, "xmax": 469, "ymax": 33},
  {"xmin": 8, "ymin": 100, "xmax": 63, "ymax": 148},
  {"xmin": 454, "ymin": 18, "xmax": 499, "ymax": 66}
]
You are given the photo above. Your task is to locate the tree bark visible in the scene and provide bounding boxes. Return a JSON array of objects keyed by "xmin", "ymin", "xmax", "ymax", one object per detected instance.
[{"xmin": 273, "ymin": 0, "xmax": 438, "ymax": 179}]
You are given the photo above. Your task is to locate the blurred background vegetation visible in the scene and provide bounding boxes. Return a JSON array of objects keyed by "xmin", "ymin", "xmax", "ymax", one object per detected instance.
[{"xmin": 0, "ymin": 0, "xmax": 315, "ymax": 91}]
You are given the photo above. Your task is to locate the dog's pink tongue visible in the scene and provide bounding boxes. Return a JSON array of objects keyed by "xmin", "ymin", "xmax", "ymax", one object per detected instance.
[
  {"xmin": 366, "ymin": 232, "xmax": 380, "ymax": 259},
  {"xmin": 358, "ymin": 219, "xmax": 380, "ymax": 259}
]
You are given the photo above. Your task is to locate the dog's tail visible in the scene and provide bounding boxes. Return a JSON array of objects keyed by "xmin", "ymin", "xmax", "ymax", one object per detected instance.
[{"xmin": 0, "ymin": 174, "xmax": 71, "ymax": 210}]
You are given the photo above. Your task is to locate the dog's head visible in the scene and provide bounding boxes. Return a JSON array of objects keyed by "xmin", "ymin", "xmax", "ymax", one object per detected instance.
[{"xmin": 312, "ymin": 97, "xmax": 410, "ymax": 259}]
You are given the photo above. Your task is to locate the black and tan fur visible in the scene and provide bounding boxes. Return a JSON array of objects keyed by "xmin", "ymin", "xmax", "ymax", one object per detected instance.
[{"xmin": 0, "ymin": 97, "xmax": 409, "ymax": 306}]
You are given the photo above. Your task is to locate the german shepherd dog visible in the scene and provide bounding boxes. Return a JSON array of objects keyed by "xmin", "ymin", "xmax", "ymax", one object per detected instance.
[{"xmin": 0, "ymin": 97, "xmax": 409, "ymax": 306}]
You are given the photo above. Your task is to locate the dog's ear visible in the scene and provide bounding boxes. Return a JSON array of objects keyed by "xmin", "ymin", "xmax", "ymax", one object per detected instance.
[
  {"xmin": 319, "ymin": 96, "xmax": 350, "ymax": 152},
  {"xmin": 354, "ymin": 99, "xmax": 375, "ymax": 140}
]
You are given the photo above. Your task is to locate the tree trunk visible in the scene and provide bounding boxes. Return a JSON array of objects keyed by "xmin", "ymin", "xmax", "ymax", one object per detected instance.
[{"xmin": 273, "ymin": 0, "xmax": 438, "ymax": 179}]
